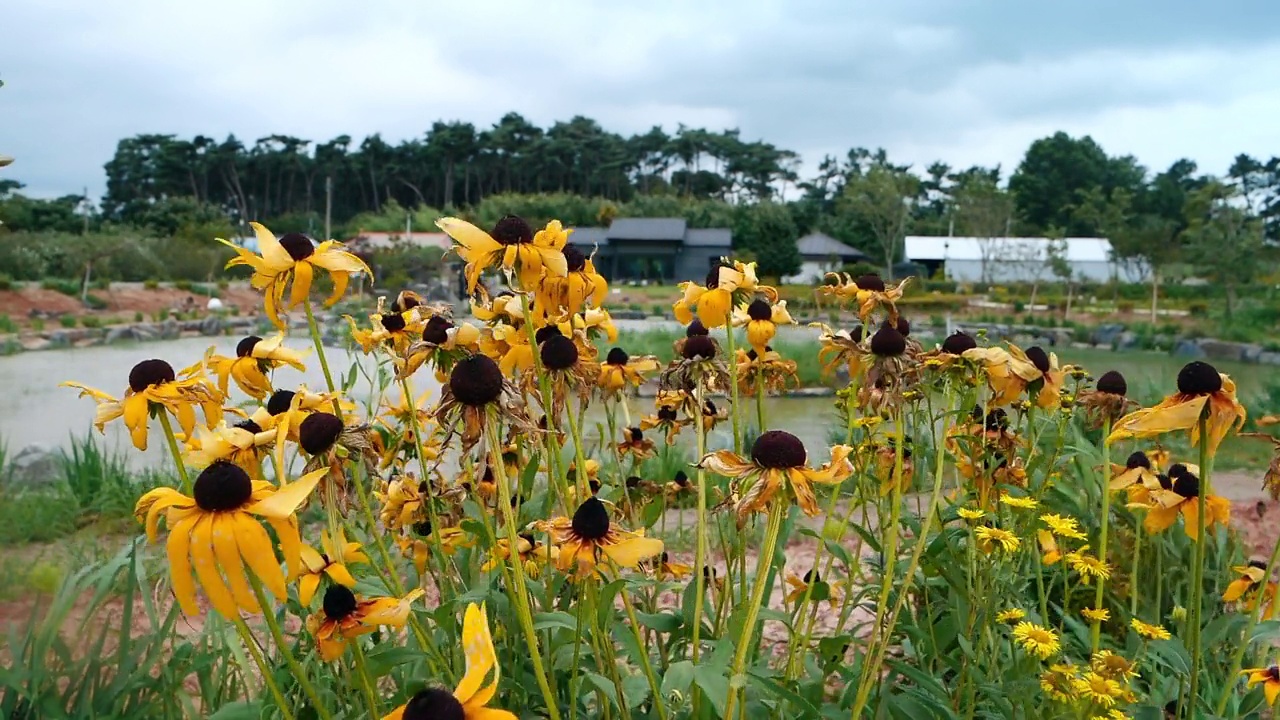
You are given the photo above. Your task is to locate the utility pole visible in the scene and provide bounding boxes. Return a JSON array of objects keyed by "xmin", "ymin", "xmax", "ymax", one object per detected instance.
[
  {"xmin": 82, "ymin": 186, "xmax": 90, "ymax": 235},
  {"xmin": 324, "ymin": 175, "xmax": 333, "ymax": 240}
]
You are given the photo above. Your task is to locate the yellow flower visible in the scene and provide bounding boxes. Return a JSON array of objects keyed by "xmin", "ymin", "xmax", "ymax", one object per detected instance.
[
  {"xmin": 559, "ymin": 306, "xmax": 618, "ymax": 345},
  {"xmin": 1066, "ymin": 547, "xmax": 1112, "ymax": 584},
  {"xmin": 1038, "ymin": 530, "xmax": 1063, "ymax": 565},
  {"xmin": 957, "ymin": 507, "xmax": 986, "ymax": 521},
  {"xmin": 616, "ymin": 427, "xmax": 657, "ymax": 460},
  {"xmin": 673, "ymin": 259, "xmax": 778, "ymax": 329},
  {"xmin": 1040, "ymin": 663, "xmax": 1078, "ymax": 702},
  {"xmin": 1223, "ymin": 561, "xmax": 1278, "ymax": 619},
  {"xmin": 1073, "ymin": 671, "xmax": 1123, "ymax": 707},
  {"xmin": 735, "ymin": 346, "xmax": 800, "ymax": 396},
  {"xmin": 640, "ymin": 390, "xmax": 691, "ymax": 445},
  {"xmin": 962, "ymin": 345, "xmax": 1042, "ymax": 407},
  {"xmin": 297, "ymin": 528, "xmax": 367, "ymax": 607},
  {"xmin": 814, "ymin": 323, "xmax": 869, "ymax": 379},
  {"xmin": 783, "ymin": 570, "xmax": 842, "ymax": 606},
  {"xmin": 184, "ymin": 421, "xmax": 278, "ymax": 478},
  {"xmin": 1040, "ymin": 513, "xmax": 1087, "ymax": 540},
  {"xmin": 482, "ymin": 534, "xmax": 558, "ymax": 578},
  {"xmin": 347, "ymin": 307, "xmax": 424, "ymax": 356},
  {"xmin": 1130, "ymin": 618, "xmax": 1171, "ymax": 640},
  {"xmin": 1090, "ymin": 650, "xmax": 1137, "ymax": 682},
  {"xmin": 1001, "ymin": 494, "xmax": 1039, "ymax": 510},
  {"xmin": 438, "ymin": 215, "xmax": 568, "ymax": 293},
  {"xmin": 975, "ymin": 526, "xmax": 1021, "ymax": 553},
  {"xmin": 1011, "ymin": 621, "xmax": 1060, "ymax": 659},
  {"xmin": 819, "ymin": 272, "xmax": 909, "ymax": 324},
  {"xmin": 63, "ymin": 358, "xmax": 223, "ymax": 452},
  {"xmin": 534, "ymin": 243, "xmax": 608, "ymax": 321},
  {"xmin": 1082, "ymin": 607, "xmax": 1111, "ymax": 623},
  {"xmin": 597, "ymin": 347, "xmax": 660, "ymax": 396},
  {"xmin": 697, "ymin": 431, "xmax": 854, "ymax": 519},
  {"xmin": 656, "ymin": 552, "xmax": 693, "ymax": 581},
  {"xmin": 434, "ymin": 354, "xmax": 531, "ymax": 452},
  {"xmin": 996, "ymin": 608, "xmax": 1026, "ymax": 623},
  {"xmin": 219, "ymin": 223, "xmax": 371, "ymax": 328},
  {"xmin": 381, "ymin": 603, "xmax": 517, "ymax": 719},
  {"xmin": 376, "ymin": 390, "xmax": 441, "ymax": 470},
  {"xmin": 537, "ymin": 497, "xmax": 663, "ymax": 574},
  {"xmin": 134, "ymin": 461, "xmax": 323, "ymax": 617},
  {"xmin": 731, "ymin": 298, "xmax": 794, "ymax": 354},
  {"xmin": 1108, "ymin": 360, "xmax": 1246, "ymax": 457},
  {"xmin": 1242, "ymin": 665, "xmax": 1280, "ymax": 706},
  {"xmin": 1171, "ymin": 606, "xmax": 1187, "ymax": 622},
  {"xmin": 195, "ymin": 334, "xmax": 306, "ymax": 399},
  {"xmin": 1142, "ymin": 464, "xmax": 1231, "ymax": 541},
  {"xmin": 305, "ymin": 585, "xmax": 423, "ymax": 662}
]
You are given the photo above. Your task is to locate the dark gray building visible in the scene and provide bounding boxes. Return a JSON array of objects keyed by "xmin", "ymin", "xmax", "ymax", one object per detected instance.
[{"xmin": 568, "ymin": 218, "xmax": 731, "ymax": 283}]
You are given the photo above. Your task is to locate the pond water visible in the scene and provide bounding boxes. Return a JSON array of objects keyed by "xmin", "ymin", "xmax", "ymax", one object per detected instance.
[{"xmin": 0, "ymin": 335, "xmax": 1267, "ymax": 471}]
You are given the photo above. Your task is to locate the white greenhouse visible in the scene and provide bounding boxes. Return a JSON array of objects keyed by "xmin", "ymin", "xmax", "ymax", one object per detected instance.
[{"xmin": 903, "ymin": 236, "xmax": 1137, "ymax": 283}]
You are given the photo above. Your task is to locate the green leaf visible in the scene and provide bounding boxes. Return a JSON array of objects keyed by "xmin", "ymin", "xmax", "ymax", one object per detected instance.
[
  {"xmin": 693, "ymin": 664, "xmax": 730, "ymax": 718},
  {"xmin": 532, "ymin": 611, "xmax": 578, "ymax": 632},
  {"xmin": 208, "ymin": 701, "xmax": 262, "ymax": 720},
  {"xmin": 661, "ymin": 660, "xmax": 695, "ymax": 699},
  {"xmin": 747, "ymin": 671, "xmax": 822, "ymax": 718},
  {"xmin": 364, "ymin": 645, "xmax": 421, "ymax": 678},
  {"xmin": 636, "ymin": 611, "xmax": 683, "ymax": 633},
  {"xmin": 583, "ymin": 671, "xmax": 620, "ymax": 708}
]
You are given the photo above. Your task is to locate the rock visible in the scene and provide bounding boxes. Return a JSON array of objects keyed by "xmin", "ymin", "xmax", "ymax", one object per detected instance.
[
  {"xmin": 1171, "ymin": 339, "xmax": 1206, "ymax": 359},
  {"xmin": 158, "ymin": 318, "xmax": 181, "ymax": 339},
  {"xmin": 1091, "ymin": 323, "xmax": 1126, "ymax": 346},
  {"xmin": 199, "ymin": 315, "xmax": 222, "ymax": 336},
  {"xmin": 7, "ymin": 444, "xmax": 60, "ymax": 488},
  {"xmin": 785, "ymin": 387, "xmax": 835, "ymax": 397},
  {"xmin": 1260, "ymin": 351, "xmax": 1280, "ymax": 366},
  {"xmin": 105, "ymin": 326, "xmax": 134, "ymax": 344},
  {"xmin": 19, "ymin": 337, "xmax": 49, "ymax": 352},
  {"xmin": 1114, "ymin": 331, "xmax": 1139, "ymax": 351},
  {"xmin": 74, "ymin": 337, "xmax": 103, "ymax": 348},
  {"xmin": 1242, "ymin": 344, "xmax": 1265, "ymax": 363},
  {"xmin": 46, "ymin": 331, "xmax": 72, "ymax": 348},
  {"xmin": 1199, "ymin": 339, "xmax": 1247, "ymax": 362}
]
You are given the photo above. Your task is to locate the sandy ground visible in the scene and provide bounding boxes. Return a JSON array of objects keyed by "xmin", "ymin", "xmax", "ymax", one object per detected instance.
[{"xmin": 0, "ymin": 284, "xmax": 265, "ymax": 326}]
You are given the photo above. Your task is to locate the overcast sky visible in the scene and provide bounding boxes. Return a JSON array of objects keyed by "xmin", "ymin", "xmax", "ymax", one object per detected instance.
[{"xmin": 4, "ymin": 0, "xmax": 1280, "ymax": 198}]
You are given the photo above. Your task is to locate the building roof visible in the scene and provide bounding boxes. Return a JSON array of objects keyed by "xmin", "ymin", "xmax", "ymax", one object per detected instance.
[
  {"xmin": 567, "ymin": 226, "xmax": 609, "ymax": 248},
  {"xmin": 685, "ymin": 228, "xmax": 732, "ymax": 247},
  {"xmin": 348, "ymin": 230, "xmax": 452, "ymax": 252},
  {"xmin": 795, "ymin": 232, "xmax": 866, "ymax": 259},
  {"xmin": 904, "ymin": 236, "xmax": 1113, "ymax": 263},
  {"xmin": 606, "ymin": 217, "xmax": 688, "ymax": 241}
]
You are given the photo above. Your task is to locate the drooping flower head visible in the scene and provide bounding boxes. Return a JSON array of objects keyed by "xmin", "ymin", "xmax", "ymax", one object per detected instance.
[
  {"xmin": 697, "ymin": 430, "xmax": 854, "ymax": 519},
  {"xmin": 193, "ymin": 334, "xmax": 306, "ymax": 399},
  {"xmin": 438, "ymin": 215, "xmax": 568, "ymax": 293},
  {"xmin": 537, "ymin": 497, "xmax": 664, "ymax": 574},
  {"xmin": 673, "ymin": 259, "xmax": 778, "ymax": 329},
  {"xmin": 1108, "ymin": 360, "xmax": 1247, "ymax": 456},
  {"xmin": 597, "ymin": 346, "xmax": 660, "ymax": 396},
  {"xmin": 1142, "ymin": 462, "xmax": 1230, "ymax": 540},
  {"xmin": 731, "ymin": 298, "xmax": 794, "ymax": 355},
  {"xmin": 63, "ymin": 358, "xmax": 223, "ymax": 451},
  {"xmin": 306, "ymin": 584, "xmax": 423, "ymax": 661}
]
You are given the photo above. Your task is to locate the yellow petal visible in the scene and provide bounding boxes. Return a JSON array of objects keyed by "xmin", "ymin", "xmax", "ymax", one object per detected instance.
[
  {"xmin": 252, "ymin": 222, "xmax": 294, "ymax": 270},
  {"xmin": 324, "ymin": 562, "xmax": 358, "ymax": 588},
  {"xmin": 189, "ymin": 516, "xmax": 239, "ymax": 618},
  {"xmin": 166, "ymin": 514, "xmax": 201, "ymax": 616},
  {"xmin": 437, "ymin": 217, "xmax": 502, "ymax": 255},
  {"xmin": 454, "ymin": 602, "xmax": 496, "ymax": 704},
  {"xmin": 237, "ymin": 514, "xmax": 289, "ymax": 601},
  {"xmin": 1109, "ymin": 395, "xmax": 1209, "ymax": 445},
  {"xmin": 249, "ymin": 467, "xmax": 325, "ymax": 519},
  {"xmin": 602, "ymin": 535, "xmax": 664, "ymax": 568},
  {"xmin": 298, "ymin": 573, "xmax": 321, "ymax": 607},
  {"xmin": 212, "ymin": 514, "xmax": 259, "ymax": 613},
  {"xmin": 289, "ymin": 261, "xmax": 314, "ymax": 309},
  {"xmin": 697, "ymin": 450, "xmax": 757, "ymax": 478}
]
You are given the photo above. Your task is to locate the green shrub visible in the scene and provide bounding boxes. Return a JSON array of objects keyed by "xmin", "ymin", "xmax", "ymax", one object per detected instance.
[
  {"xmin": 1117, "ymin": 300, "xmax": 1135, "ymax": 313},
  {"xmin": 143, "ymin": 278, "xmax": 160, "ymax": 290},
  {"xmin": 30, "ymin": 317, "xmax": 44, "ymax": 332},
  {"xmin": 84, "ymin": 292, "xmax": 108, "ymax": 310},
  {"xmin": 41, "ymin": 277, "xmax": 81, "ymax": 296},
  {"xmin": 58, "ymin": 314, "xmax": 76, "ymax": 328},
  {"xmin": 0, "ymin": 315, "xmax": 13, "ymax": 334},
  {"xmin": 91, "ymin": 277, "xmax": 110, "ymax": 290},
  {"xmin": 80, "ymin": 316, "xmax": 102, "ymax": 329},
  {"xmin": 174, "ymin": 279, "xmax": 193, "ymax": 291},
  {"xmin": 134, "ymin": 311, "xmax": 144, "ymax": 322},
  {"xmin": 1188, "ymin": 301, "xmax": 1209, "ymax": 317},
  {"xmin": 0, "ymin": 274, "xmax": 13, "ymax": 291}
]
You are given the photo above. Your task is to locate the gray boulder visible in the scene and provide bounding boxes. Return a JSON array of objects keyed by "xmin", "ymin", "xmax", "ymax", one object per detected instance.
[
  {"xmin": 1091, "ymin": 323, "xmax": 1126, "ymax": 346},
  {"xmin": 1199, "ymin": 340, "xmax": 1246, "ymax": 362},
  {"xmin": 1260, "ymin": 351, "xmax": 1280, "ymax": 366},
  {"xmin": 158, "ymin": 318, "xmax": 182, "ymax": 339},
  {"xmin": 1171, "ymin": 339, "xmax": 1206, "ymax": 359},
  {"xmin": 199, "ymin": 315, "xmax": 223, "ymax": 336},
  {"xmin": 1114, "ymin": 331, "xmax": 1139, "ymax": 351},
  {"xmin": 7, "ymin": 443, "xmax": 61, "ymax": 488}
]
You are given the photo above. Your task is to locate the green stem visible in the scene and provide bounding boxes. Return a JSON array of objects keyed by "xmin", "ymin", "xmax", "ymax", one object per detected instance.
[
  {"xmin": 398, "ymin": 376, "xmax": 453, "ymax": 591},
  {"xmin": 724, "ymin": 325, "xmax": 742, "ymax": 453},
  {"xmin": 691, "ymin": 379, "xmax": 710, "ymax": 666},
  {"xmin": 724, "ymin": 498, "xmax": 786, "ymax": 719},
  {"xmin": 1130, "ymin": 518, "xmax": 1144, "ymax": 617},
  {"xmin": 1090, "ymin": 418, "xmax": 1113, "ymax": 653},
  {"xmin": 619, "ymin": 586, "xmax": 669, "ymax": 720},
  {"xmin": 1217, "ymin": 471, "xmax": 1279, "ymax": 714},
  {"xmin": 157, "ymin": 412, "xmax": 192, "ymax": 494},
  {"xmin": 247, "ymin": 577, "xmax": 332, "ymax": 719},
  {"xmin": 232, "ymin": 617, "xmax": 296, "ymax": 720},
  {"xmin": 486, "ymin": 416, "xmax": 562, "ymax": 720},
  {"xmin": 302, "ymin": 300, "xmax": 342, "ymax": 416},
  {"xmin": 1187, "ymin": 416, "xmax": 1211, "ymax": 716},
  {"xmin": 754, "ymin": 373, "xmax": 766, "ymax": 435},
  {"xmin": 350, "ymin": 638, "xmax": 381, "ymax": 718}
]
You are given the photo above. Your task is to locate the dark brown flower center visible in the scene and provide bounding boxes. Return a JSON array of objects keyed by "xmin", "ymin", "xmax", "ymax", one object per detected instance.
[
  {"xmin": 1157, "ymin": 473, "xmax": 1172, "ymax": 490},
  {"xmin": 563, "ymin": 245, "xmax": 587, "ymax": 273},
  {"xmin": 626, "ymin": 475, "xmax": 643, "ymax": 489},
  {"xmin": 278, "ymin": 233, "xmax": 315, "ymax": 261},
  {"xmin": 628, "ymin": 427, "xmax": 644, "ymax": 443},
  {"xmin": 751, "ymin": 430, "xmax": 807, "ymax": 469},
  {"xmin": 413, "ymin": 520, "xmax": 432, "ymax": 536},
  {"xmin": 379, "ymin": 312, "xmax": 407, "ymax": 333},
  {"xmin": 682, "ymin": 335, "xmax": 717, "ymax": 360},
  {"xmin": 322, "ymin": 584, "xmax": 358, "ymax": 621},
  {"xmin": 128, "ymin": 359, "xmax": 176, "ymax": 392},
  {"xmin": 869, "ymin": 326, "xmax": 906, "ymax": 357},
  {"xmin": 1125, "ymin": 451, "xmax": 1150, "ymax": 470},
  {"xmin": 747, "ymin": 299, "xmax": 772, "ymax": 321},
  {"xmin": 234, "ymin": 419, "xmax": 264, "ymax": 434},
  {"xmin": 491, "ymin": 215, "xmax": 533, "ymax": 245},
  {"xmin": 686, "ymin": 319, "xmax": 710, "ymax": 337},
  {"xmin": 658, "ymin": 407, "xmax": 679, "ymax": 423},
  {"xmin": 674, "ymin": 470, "xmax": 689, "ymax": 487},
  {"xmin": 1025, "ymin": 346, "xmax": 1051, "ymax": 373},
  {"xmin": 236, "ymin": 336, "xmax": 263, "ymax": 358},
  {"xmin": 540, "ymin": 335, "xmax": 579, "ymax": 371},
  {"xmin": 1249, "ymin": 559, "xmax": 1268, "ymax": 570},
  {"xmin": 534, "ymin": 325, "xmax": 563, "ymax": 344},
  {"xmin": 606, "ymin": 347, "xmax": 629, "ymax": 365},
  {"xmin": 192, "ymin": 461, "xmax": 253, "ymax": 512},
  {"xmin": 1172, "ymin": 471, "xmax": 1200, "ymax": 499},
  {"xmin": 392, "ymin": 290, "xmax": 422, "ymax": 312},
  {"xmin": 849, "ymin": 325, "xmax": 866, "ymax": 342},
  {"xmin": 298, "ymin": 412, "xmax": 343, "ymax": 455},
  {"xmin": 449, "ymin": 355, "xmax": 504, "ymax": 406},
  {"xmin": 1168, "ymin": 463, "xmax": 1190, "ymax": 480},
  {"xmin": 1177, "ymin": 361, "xmax": 1222, "ymax": 395},
  {"xmin": 1267, "ymin": 666, "xmax": 1280, "ymax": 682},
  {"xmin": 942, "ymin": 331, "xmax": 976, "ymax": 355},
  {"xmin": 266, "ymin": 390, "xmax": 295, "ymax": 416},
  {"xmin": 1096, "ymin": 370, "xmax": 1127, "ymax": 396},
  {"xmin": 856, "ymin": 274, "xmax": 885, "ymax": 292},
  {"xmin": 571, "ymin": 497, "xmax": 610, "ymax": 540},
  {"xmin": 705, "ymin": 261, "xmax": 731, "ymax": 288},
  {"xmin": 421, "ymin": 316, "xmax": 453, "ymax": 345},
  {"xmin": 884, "ymin": 316, "xmax": 910, "ymax": 337},
  {"xmin": 804, "ymin": 569, "xmax": 821, "ymax": 583}
]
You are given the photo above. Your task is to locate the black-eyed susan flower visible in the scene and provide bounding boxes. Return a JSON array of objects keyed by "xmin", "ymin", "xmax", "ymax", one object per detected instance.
[
  {"xmin": 1242, "ymin": 665, "xmax": 1280, "ymax": 705},
  {"xmin": 1109, "ymin": 360, "xmax": 1247, "ymax": 456},
  {"xmin": 731, "ymin": 298, "xmax": 794, "ymax": 355},
  {"xmin": 535, "ymin": 243, "xmax": 608, "ymax": 321},
  {"xmin": 399, "ymin": 313, "xmax": 483, "ymax": 382},
  {"xmin": 439, "ymin": 215, "xmax": 568, "ymax": 293},
  {"xmin": 249, "ymin": 386, "xmax": 348, "ymax": 435},
  {"xmin": 377, "ymin": 476, "xmax": 430, "ymax": 530},
  {"xmin": 820, "ymin": 272, "xmax": 910, "ymax": 324},
  {"xmin": 1109, "ymin": 450, "xmax": 1165, "ymax": 504},
  {"xmin": 661, "ymin": 331, "xmax": 729, "ymax": 393},
  {"xmin": 664, "ymin": 470, "xmax": 693, "ymax": 500},
  {"xmin": 1240, "ymin": 431, "xmax": 1280, "ymax": 501},
  {"xmin": 220, "ymin": 223, "xmax": 371, "ymax": 328},
  {"xmin": 63, "ymin": 359, "xmax": 222, "ymax": 452},
  {"xmin": 673, "ymin": 259, "xmax": 778, "ymax": 329},
  {"xmin": 537, "ymin": 497, "xmax": 664, "ymax": 574},
  {"xmin": 1011, "ymin": 621, "xmax": 1060, "ymax": 659},
  {"xmin": 375, "ymin": 390, "xmax": 442, "ymax": 470},
  {"xmin": 1077, "ymin": 370, "xmax": 1135, "ymax": 428},
  {"xmin": 558, "ymin": 306, "xmax": 618, "ymax": 347},
  {"xmin": 699, "ymin": 398, "xmax": 730, "ymax": 434},
  {"xmin": 736, "ymin": 347, "xmax": 799, "ymax": 396},
  {"xmin": 1143, "ymin": 464, "xmax": 1230, "ymax": 540},
  {"xmin": 306, "ymin": 584, "xmax": 423, "ymax": 662},
  {"xmin": 1224, "ymin": 560, "xmax": 1278, "ymax": 618},
  {"xmin": 1130, "ymin": 618, "xmax": 1171, "ymax": 640},
  {"xmin": 297, "ymin": 528, "xmax": 366, "ymax": 607},
  {"xmin": 434, "ymin": 354, "xmax": 532, "ymax": 452},
  {"xmin": 783, "ymin": 569, "xmax": 841, "ymax": 606},
  {"xmin": 281, "ymin": 410, "xmax": 381, "ymax": 503},
  {"xmin": 1040, "ymin": 663, "xmax": 1079, "ymax": 702},
  {"xmin": 196, "ymin": 334, "xmax": 306, "ymax": 400},
  {"xmin": 963, "ymin": 345, "xmax": 1043, "ymax": 407},
  {"xmin": 134, "ymin": 461, "xmax": 323, "ymax": 617},
  {"xmin": 975, "ymin": 526, "xmax": 1020, "ymax": 553},
  {"xmin": 597, "ymin": 347, "xmax": 660, "ymax": 396},
  {"xmin": 348, "ymin": 307, "xmax": 423, "ymax": 356},
  {"xmin": 814, "ymin": 323, "xmax": 868, "ymax": 380},
  {"xmin": 380, "ymin": 603, "xmax": 517, "ymax": 720},
  {"xmin": 528, "ymin": 329, "xmax": 599, "ymax": 420},
  {"xmin": 481, "ymin": 533, "xmax": 557, "ymax": 578},
  {"xmin": 479, "ymin": 321, "xmax": 535, "ymax": 379},
  {"xmin": 1021, "ymin": 345, "xmax": 1066, "ymax": 410},
  {"xmin": 656, "ymin": 552, "xmax": 693, "ymax": 581},
  {"xmin": 617, "ymin": 427, "xmax": 656, "ymax": 460},
  {"xmin": 1073, "ymin": 672, "xmax": 1123, "ymax": 707},
  {"xmin": 400, "ymin": 521, "xmax": 474, "ymax": 576},
  {"xmin": 640, "ymin": 390, "xmax": 691, "ymax": 445},
  {"xmin": 872, "ymin": 440, "xmax": 914, "ymax": 496},
  {"xmin": 185, "ymin": 420, "xmax": 277, "ymax": 479},
  {"xmin": 697, "ymin": 430, "xmax": 854, "ymax": 519},
  {"xmin": 997, "ymin": 608, "xmax": 1027, "ymax": 623}
]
